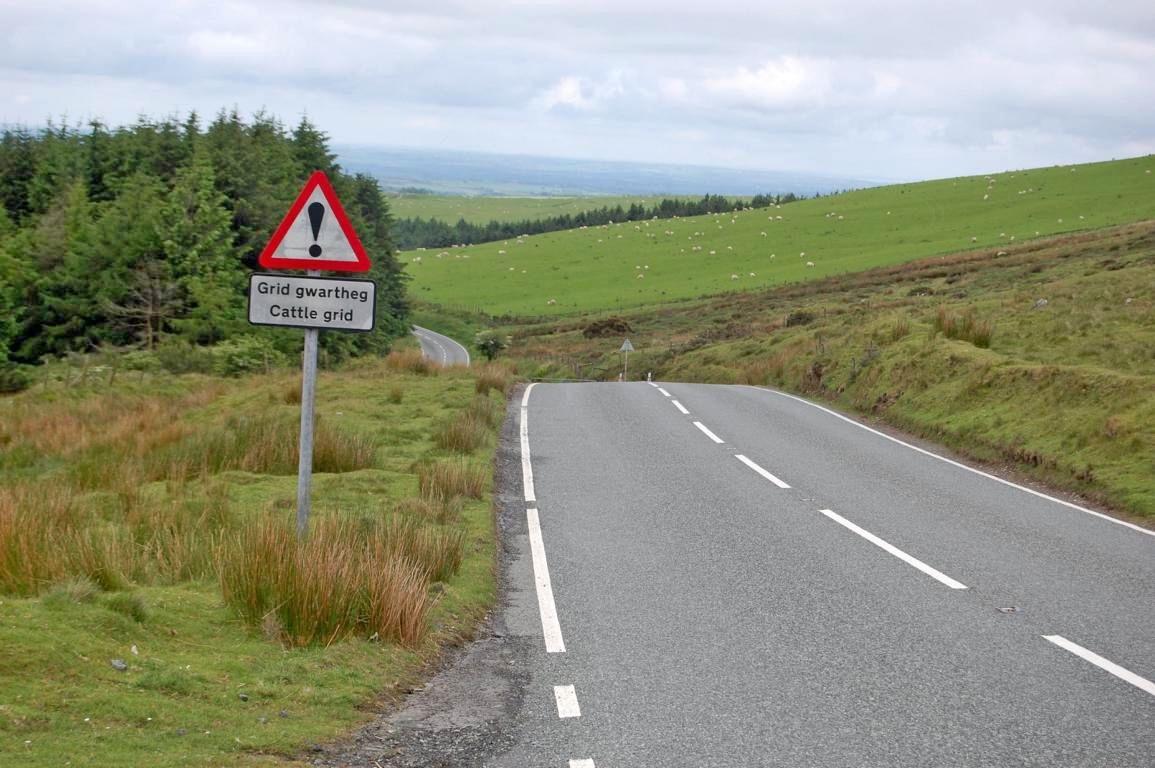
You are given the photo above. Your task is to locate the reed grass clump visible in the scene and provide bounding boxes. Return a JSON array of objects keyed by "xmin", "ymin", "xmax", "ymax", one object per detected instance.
[
  {"xmin": 474, "ymin": 364, "xmax": 513, "ymax": 396},
  {"xmin": 934, "ymin": 307, "xmax": 994, "ymax": 348},
  {"xmin": 417, "ymin": 459, "xmax": 487, "ymax": 501},
  {"xmin": 385, "ymin": 349, "xmax": 436, "ymax": 375},
  {"xmin": 217, "ymin": 513, "xmax": 460, "ymax": 647}
]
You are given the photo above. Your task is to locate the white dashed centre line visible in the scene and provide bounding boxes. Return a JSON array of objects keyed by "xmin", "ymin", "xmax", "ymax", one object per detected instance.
[
  {"xmin": 570, "ymin": 760, "xmax": 596, "ymax": 768},
  {"xmin": 527, "ymin": 508, "xmax": 566, "ymax": 653},
  {"xmin": 671, "ymin": 400, "xmax": 690, "ymax": 415},
  {"xmin": 657, "ymin": 387, "xmax": 671, "ymax": 397},
  {"xmin": 735, "ymin": 454, "xmax": 791, "ymax": 488},
  {"xmin": 554, "ymin": 685, "xmax": 582, "ymax": 718},
  {"xmin": 820, "ymin": 509, "xmax": 968, "ymax": 590},
  {"xmin": 1043, "ymin": 635, "xmax": 1155, "ymax": 697},
  {"xmin": 693, "ymin": 421, "xmax": 725, "ymax": 444}
]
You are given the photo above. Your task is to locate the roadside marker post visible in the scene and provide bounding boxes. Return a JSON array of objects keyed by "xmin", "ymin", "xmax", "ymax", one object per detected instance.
[
  {"xmin": 619, "ymin": 337, "xmax": 634, "ymax": 381},
  {"xmin": 251, "ymin": 171, "xmax": 374, "ymax": 536}
]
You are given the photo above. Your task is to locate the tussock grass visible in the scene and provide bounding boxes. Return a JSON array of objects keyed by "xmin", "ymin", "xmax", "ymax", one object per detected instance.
[
  {"xmin": 217, "ymin": 514, "xmax": 453, "ymax": 647},
  {"xmin": 935, "ymin": 306, "xmax": 994, "ymax": 348},
  {"xmin": 474, "ymin": 363, "xmax": 513, "ymax": 395},
  {"xmin": 417, "ymin": 458, "xmax": 488, "ymax": 501},
  {"xmin": 144, "ymin": 413, "xmax": 376, "ymax": 479},
  {"xmin": 385, "ymin": 348, "xmax": 437, "ymax": 375},
  {"xmin": 433, "ymin": 411, "xmax": 490, "ymax": 453}
]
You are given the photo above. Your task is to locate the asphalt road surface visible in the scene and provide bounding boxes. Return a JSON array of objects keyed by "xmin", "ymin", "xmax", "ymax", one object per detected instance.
[
  {"xmin": 492, "ymin": 381, "xmax": 1154, "ymax": 767},
  {"xmin": 412, "ymin": 325, "xmax": 471, "ymax": 366}
]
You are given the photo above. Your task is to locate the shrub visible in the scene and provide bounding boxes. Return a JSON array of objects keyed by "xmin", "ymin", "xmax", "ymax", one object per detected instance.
[
  {"xmin": 153, "ymin": 340, "xmax": 216, "ymax": 374},
  {"xmin": 212, "ymin": 336, "xmax": 287, "ymax": 377},
  {"xmin": 474, "ymin": 331, "xmax": 509, "ymax": 361},
  {"xmin": 0, "ymin": 364, "xmax": 32, "ymax": 393}
]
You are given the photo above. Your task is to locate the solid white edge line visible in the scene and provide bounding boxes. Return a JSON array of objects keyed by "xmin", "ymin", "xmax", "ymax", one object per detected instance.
[
  {"xmin": 647, "ymin": 382, "xmax": 659, "ymax": 388},
  {"xmin": 520, "ymin": 383, "xmax": 537, "ymax": 502},
  {"xmin": 693, "ymin": 421, "xmax": 725, "ymax": 444},
  {"xmin": 735, "ymin": 454, "xmax": 791, "ymax": 489},
  {"xmin": 554, "ymin": 684, "xmax": 582, "ymax": 718},
  {"xmin": 527, "ymin": 508, "xmax": 566, "ymax": 653},
  {"xmin": 820, "ymin": 509, "xmax": 968, "ymax": 590},
  {"xmin": 739, "ymin": 385, "xmax": 1154, "ymax": 538},
  {"xmin": 570, "ymin": 760, "xmax": 596, "ymax": 768},
  {"xmin": 657, "ymin": 387, "xmax": 671, "ymax": 397},
  {"xmin": 672, "ymin": 400, "xmax": 690, "ymax": 415},
  {"xmin": 1043, "ymin": 635, "xmax": 1155, "ymax": 697}
]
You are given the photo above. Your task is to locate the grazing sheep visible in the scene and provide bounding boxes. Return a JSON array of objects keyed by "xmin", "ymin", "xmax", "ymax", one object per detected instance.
[
  {"xmin": 806, "ymin": 261, "xmax": 815, "ymax": 267},
  {"xmin": 710, "ymin": 250, "xmax": 716, "ymax": 255},
  {"xmin": 971, "ymin": 236, "xmax": 977, "ymax": 242},
  {"xmin": 749, "ymin": 272, "xmax": 756, "ymax": 277},
  {"xmin": 498, "ymin": 249, "xmax": 506, "ymax": 254},
  {"xmin": 547, "ymin": 298, "xmax": 557, "ymax": 305}
]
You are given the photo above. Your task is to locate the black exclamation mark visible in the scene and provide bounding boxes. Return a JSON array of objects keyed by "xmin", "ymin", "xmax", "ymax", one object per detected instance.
[{"xmin": 307, "ymin": 202, "xmax": 325, "ymax": 258}]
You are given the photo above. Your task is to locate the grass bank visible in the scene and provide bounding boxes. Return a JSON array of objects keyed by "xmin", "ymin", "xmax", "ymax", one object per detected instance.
[
  {"xmin": 0, "ymin": 354, "xmax": 506, "ymax": 766},
  {"xmin": 405, "ymin": 156, "xmax": 1155, "ymax": 316},
  {"xmin": 498, "ymin": 221, "xmax": 1155, "ymax": 521}
]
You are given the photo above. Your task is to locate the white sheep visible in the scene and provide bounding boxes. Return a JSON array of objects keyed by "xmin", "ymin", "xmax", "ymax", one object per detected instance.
[{"xmin": 806, "ymin": 261, "xmax": 815, "ymax": 267}]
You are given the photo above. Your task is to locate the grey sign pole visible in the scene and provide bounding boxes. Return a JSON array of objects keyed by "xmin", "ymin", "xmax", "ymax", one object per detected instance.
[{"xmin": 296, "ymin": 269, "xmax": 320, "ymax": 536}]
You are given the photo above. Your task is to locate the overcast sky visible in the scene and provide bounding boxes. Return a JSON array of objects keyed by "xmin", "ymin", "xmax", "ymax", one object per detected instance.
[{"xmin": 4, "ymin": 0, "xmax": 1154, "ymax": 181}]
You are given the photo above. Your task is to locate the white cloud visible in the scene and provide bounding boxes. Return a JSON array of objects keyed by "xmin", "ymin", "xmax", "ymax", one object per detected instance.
[{"xmin": 706, "ymin": 57, "xmax": 829, "ymax": 108}]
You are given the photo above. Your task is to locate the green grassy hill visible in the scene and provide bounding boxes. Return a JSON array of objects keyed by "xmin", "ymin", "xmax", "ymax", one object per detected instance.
[
  {"xmin": 386, "ymin": 194, "xmax": 670, "ymax": 223},
  {"xmin": 405, "ymin": 157, "xmax": 1155, "ymax": 317},
  {"xmin": 501, "ymin": 222, "xmax": 1155, "ymax": 520}
]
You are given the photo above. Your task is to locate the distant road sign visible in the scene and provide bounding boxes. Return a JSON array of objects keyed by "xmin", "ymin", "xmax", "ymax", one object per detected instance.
[
  {"xmin": 620, "ymin": 338, "xmax": 635, "ymax": 353},
  {"xmin": 258, "ymin": 171, "xmax": 372, "ymax": 272},
  {"xmin": 248, "ymin": 274, "xmax": 376, "ymax": 332}
]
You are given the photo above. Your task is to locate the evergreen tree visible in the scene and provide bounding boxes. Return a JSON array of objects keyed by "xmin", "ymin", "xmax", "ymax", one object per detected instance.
[{"xmin": 159, "ymin": 149, "xmax": 241, "ymax": 343}]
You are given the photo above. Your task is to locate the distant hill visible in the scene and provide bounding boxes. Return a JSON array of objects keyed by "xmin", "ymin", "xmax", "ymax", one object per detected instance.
[
  {"xmin": 334, "ymin": 145, "xmax": 878, "ymax": 197},
  {"xmin": 402, "ymin": 156, "xmax": 1155, "ymax": 317}
]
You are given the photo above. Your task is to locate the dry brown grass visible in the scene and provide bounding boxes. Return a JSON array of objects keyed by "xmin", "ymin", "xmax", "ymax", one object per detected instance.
[
  {"xmin": 474, "ymin": 363, "xmax": 513, "ymax": 396},
  {"xmin": 433, "ymin": 411, "xmax": 490, "ymax": 453},
  {"xmin": 217, "ymin": 514, "xmax": 449, "ymax": 647},
  {"xmin": 385, "ymin": 349, "xmax": 437, "ymax": 376},
  {"xmin": 417, "ymin": 459, "xmax": 487, "ymax": 501}
]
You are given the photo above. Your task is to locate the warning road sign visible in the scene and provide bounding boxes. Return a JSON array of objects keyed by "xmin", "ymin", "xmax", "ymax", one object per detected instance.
[{"xmin": 258, "ymin": 171, "xmax": 372, "ymax": 272}]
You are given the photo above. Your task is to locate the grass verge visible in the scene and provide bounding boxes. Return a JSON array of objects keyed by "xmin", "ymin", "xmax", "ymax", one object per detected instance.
[{"xmin": 0, "ymin": 361, "xmax": 505, "ymax": 766}]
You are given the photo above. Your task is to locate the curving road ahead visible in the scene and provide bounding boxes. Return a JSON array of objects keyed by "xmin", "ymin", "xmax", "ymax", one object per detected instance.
[
  {"xmin": 491, "ymin": 381, "xmax": 1155, "ymax": 767},
  {"xmin": 412, "ymin": 325, "xmax": 471, "ymax": 367}
]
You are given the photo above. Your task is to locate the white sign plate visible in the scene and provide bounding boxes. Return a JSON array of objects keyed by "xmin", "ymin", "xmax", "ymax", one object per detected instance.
[
  {"xmin": 248, "ymin": 273, "xmax": 376, "ymax": 332},
  {"xmin": 620, "ymin": 338, "xmax": 635, "ymax": 353}
]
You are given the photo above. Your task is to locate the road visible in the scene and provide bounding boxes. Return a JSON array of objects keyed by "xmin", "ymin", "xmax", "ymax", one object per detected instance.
[
  {"xmin": 492, "ymin": 381, "xmax": 1154, "ymax": 767},
  {"xmin": 412, "ymin": 325, "xmax": 471, "ymax": 366}
]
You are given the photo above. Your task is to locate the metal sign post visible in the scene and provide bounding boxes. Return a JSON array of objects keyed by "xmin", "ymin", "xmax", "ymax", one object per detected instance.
[
  {"xmin": 296, "ymin": 271, "xmax": 320, "ymax": 536},
  {"xmin": 619, "ymin": 338, "xmax": 635, "ymax": 381}
]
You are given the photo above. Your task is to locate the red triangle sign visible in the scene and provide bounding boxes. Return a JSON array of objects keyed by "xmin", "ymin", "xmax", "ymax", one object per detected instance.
[{"xmin": 258, "ymin": 171, "xmax": 372, "ymax": 272}]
